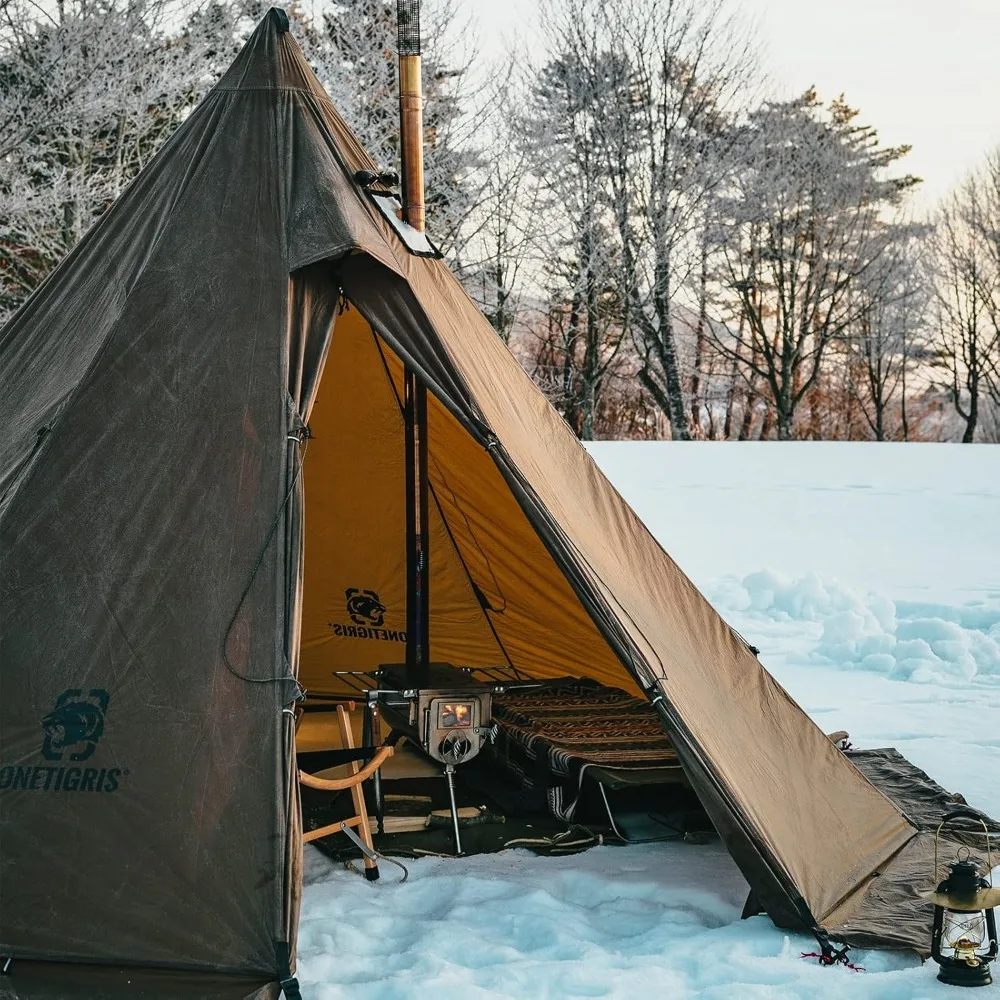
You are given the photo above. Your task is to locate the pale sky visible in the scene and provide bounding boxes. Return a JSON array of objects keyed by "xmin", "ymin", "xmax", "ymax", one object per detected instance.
[{"xmin": 463, "ymin": 0, "xmax": 1000, "ymax": 209}]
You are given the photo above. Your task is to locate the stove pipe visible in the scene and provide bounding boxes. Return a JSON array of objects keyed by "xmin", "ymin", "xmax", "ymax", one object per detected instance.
[{"xmin": 396, "ymin": 0, "xmax": 425, "ymax": 232}]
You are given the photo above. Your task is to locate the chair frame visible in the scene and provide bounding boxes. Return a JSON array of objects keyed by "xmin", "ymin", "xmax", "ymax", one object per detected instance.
[{"xmin": 298, "ymin": 701, "xmax": 395, "ymax": 879}]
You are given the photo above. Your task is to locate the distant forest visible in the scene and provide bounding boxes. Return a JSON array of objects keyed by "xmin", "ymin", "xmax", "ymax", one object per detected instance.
[{"xmin": 3, "ymin": 0, "xmax": 1000, "ymax": 441}]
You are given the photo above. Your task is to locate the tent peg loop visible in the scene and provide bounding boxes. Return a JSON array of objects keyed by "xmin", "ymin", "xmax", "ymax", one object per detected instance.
[{"xmin": 802, "ymin": 930, "xmax": 865, "ymax": 972}]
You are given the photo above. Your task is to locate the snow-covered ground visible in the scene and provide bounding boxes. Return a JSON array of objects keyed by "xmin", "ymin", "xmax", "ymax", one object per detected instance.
[{"xmin": 298, "ymin": 442, "xmax": 1000, "ymax": 998}]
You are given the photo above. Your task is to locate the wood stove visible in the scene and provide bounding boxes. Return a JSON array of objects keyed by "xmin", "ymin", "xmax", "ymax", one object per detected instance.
[{"xmin": 333, "ymin": 663, "xmax": 533, "ymax": 854}]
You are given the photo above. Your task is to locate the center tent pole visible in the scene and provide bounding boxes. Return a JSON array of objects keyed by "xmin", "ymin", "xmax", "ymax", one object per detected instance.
[{"xmin": 404, "ymin": 369, "xmax": 429, "ymax": 689}]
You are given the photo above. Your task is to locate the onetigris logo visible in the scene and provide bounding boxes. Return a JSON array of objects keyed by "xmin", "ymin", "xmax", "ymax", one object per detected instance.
[{"xmin": 41, "ymin": 689, "xmax": 110, "ymax": 762}]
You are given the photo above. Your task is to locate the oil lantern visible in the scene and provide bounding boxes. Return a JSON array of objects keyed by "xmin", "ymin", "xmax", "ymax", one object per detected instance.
[{"xmin": 923, "ymin": 811, "xmax": 1000, "ymax": 987}]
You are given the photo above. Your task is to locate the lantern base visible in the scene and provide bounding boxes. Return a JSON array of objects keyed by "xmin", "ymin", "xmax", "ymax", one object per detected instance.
[{"xmin": 936, "ymin": 961, "xmax": 993, "ymax": 988}]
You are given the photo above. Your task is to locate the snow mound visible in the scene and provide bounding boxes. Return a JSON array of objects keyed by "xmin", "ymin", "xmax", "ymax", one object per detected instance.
[{"xmin": 712, "ymin": 570, "xmax": 1000, "ymax": 684}]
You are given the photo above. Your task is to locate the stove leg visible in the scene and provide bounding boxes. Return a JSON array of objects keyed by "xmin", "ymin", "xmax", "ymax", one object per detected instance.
[
  {"xmin": 362, "ymin": 699, "xmax": 385, "ymax": 836},
  {"xmin": 444, "ymin": 764, "xmax": 463, "ymax": 856}
]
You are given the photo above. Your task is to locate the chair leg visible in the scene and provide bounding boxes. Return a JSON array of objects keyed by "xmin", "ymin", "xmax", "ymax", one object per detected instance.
[{"xmin": 337, "ymin": 704, "xmax": 379, "ymax": 880}]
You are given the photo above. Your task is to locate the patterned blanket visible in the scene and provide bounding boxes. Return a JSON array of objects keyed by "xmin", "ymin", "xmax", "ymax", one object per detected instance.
[{"xmin": 489, "ymin": 678, "xmax": 680, "ymax": 820}]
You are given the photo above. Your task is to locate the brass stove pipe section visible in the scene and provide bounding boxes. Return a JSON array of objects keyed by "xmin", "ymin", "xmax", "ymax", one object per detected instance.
[{"xmin": 397, "ymin": 0, "xmax": 425, "ymax": 232}]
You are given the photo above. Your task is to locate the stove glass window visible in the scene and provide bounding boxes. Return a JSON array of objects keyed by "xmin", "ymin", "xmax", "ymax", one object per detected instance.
[{"xmin": 439, "ymin": 702, "xmax": 473, "ymax": 728}]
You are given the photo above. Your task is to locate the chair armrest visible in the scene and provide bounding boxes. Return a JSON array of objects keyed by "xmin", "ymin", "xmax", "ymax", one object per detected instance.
[{"xmin": 298, "ymin": 744, "xmax": 395, "ymax": 791}]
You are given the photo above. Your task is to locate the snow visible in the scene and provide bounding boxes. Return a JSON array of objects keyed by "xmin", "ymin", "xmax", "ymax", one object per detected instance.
[{"xmin": 298, "ymin": 442, "xmax": 1000, "ymax": 998}]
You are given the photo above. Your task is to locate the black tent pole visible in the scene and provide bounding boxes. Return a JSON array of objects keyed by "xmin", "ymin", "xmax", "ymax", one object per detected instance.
[
  {"xmin": 416, "ymin": 377, "xmax": 429, "ymax": 684},
  {"xmin": 404, "ymin": 369, "xmax": 429, "ymax": 688}
]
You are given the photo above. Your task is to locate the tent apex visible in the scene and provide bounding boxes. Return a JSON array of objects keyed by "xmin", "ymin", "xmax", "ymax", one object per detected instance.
[
  {"xmin": 270, "ymin": 7, "xmax": 290, "ymax": 33},
  {"xmin": 214, "ymin": 7, "xmax": 326, "ymax": 97}
]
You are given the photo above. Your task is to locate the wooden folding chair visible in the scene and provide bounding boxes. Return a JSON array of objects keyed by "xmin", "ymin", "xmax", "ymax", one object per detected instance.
[{"xmin": 298, "ymin": 701, "xmax": 395, "ymax": 880}]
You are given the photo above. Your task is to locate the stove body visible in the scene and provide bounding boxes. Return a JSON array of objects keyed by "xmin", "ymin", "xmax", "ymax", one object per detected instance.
[{"xmin": 375, "ymin": 664, "xmax": 497, "ymax": 766}]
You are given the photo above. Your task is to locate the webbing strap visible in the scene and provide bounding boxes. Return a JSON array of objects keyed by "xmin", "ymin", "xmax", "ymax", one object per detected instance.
[{"xmin": 276, "ymin": 941, "xmax": 301, "ymax": 999}]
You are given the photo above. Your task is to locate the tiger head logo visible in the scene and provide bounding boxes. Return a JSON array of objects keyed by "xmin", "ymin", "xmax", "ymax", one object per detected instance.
[
  {"xmin": 345, "ymin": 588, "xmax": 386, "ymax": 627},
  {"xmin": 42, "ymin": 689, "xmax": 110, "ymax": 762}
]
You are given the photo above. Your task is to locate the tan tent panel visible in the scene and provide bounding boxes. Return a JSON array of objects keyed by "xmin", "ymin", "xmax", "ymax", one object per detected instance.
[
  {"xmin": 300, "ymin": 304, "xmax": 505, "ymax": 690},
  {"xmin": 424, "ymin": 389, "xmax": 638, "ymax": 691}
]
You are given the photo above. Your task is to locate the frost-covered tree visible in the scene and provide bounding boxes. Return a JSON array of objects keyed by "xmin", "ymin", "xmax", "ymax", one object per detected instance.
[
  {"xmin": 843, "ymin": 226, "xmax": 931, "ymax": 440},
  {"xmin": 522, "ymin": 39, "xmax": 635, "ymax": 438},
  {"xmin": 0, "ymin": 0, "xmax": 245, "ymax": 322},
  {"xmin": 517, "ymin": 0, "xmax": 751, "ymax": 440},
  {"xmin": 0, "ymin": 0, "xmax": 483, "ymax": 324},
  {"xmin": 288, "ymin": 0, "xmax": 484, "ymax": 255},
  {"xmin": 930, "ymin": 150, "xmax": 1000, "ymax": 442},
  {"xmin": 605, "ymin": 0, "xmax": 753, "ymax": 442},
  {"xmin": 712, "ymin": 91, "xmax": 919, "ymax": 440}
]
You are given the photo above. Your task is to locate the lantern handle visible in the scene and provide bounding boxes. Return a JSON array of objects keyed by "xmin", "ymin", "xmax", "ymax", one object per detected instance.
[{"xmin": 934, "ymin": 810, "xmax": 994, "ymax": 885}]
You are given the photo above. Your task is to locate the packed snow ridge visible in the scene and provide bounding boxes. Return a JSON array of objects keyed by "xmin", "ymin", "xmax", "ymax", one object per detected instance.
[{"xmin": 711, "ymin": 570, "xmax": 1000, "ymax": 684}]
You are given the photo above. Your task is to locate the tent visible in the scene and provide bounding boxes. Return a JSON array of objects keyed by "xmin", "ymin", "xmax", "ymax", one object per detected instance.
[{"xmin": 0, "ymin": 9, "xmax": 990, "ymax": 998}]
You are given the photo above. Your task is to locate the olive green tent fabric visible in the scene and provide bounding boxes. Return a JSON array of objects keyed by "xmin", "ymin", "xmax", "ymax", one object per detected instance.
[
  {"xmin": 0, "ymin": 964, "xmax": 279, "ymax": 1000},
  {"xmin": 0, "ymin": 8, "xmax": 936, "ymax": 995}
]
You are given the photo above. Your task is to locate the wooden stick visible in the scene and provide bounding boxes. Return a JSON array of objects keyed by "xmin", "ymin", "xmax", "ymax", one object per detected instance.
[
  {"xmin": 302, "ymin": 814, "xmax": 369, "ymax": 844},
  {"xmin": 341, "ymin": 704, "xmax": 378, "ymax": 871}
]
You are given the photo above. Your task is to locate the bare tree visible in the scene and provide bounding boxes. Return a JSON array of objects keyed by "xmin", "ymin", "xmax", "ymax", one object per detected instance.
[
  {"xmin": 519, "ymin": 0, "xmax": 753, "ymax": 440},
  {"xmin": 453, "ymin": 87, "xmax": 544, "ymax": 342},
  {"xmin": 843, "ymin": 225, "xmax": 931, "ymax": 440},
  {"xmin": 930, "ymin": 150, "xmax": 1000, "ymax": 442},
  {"xmin": 600, "ymin": 0, "xmax": 754, "ymax": 441},
  {"xmin": 712, "ymin": 90, "xmax": 919, "ymax": 439}
]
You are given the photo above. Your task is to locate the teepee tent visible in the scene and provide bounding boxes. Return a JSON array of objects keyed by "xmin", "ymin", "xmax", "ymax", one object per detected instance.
[{"xmin": 0, "ymin": 9, "xmax": 979, "ymax": 997}]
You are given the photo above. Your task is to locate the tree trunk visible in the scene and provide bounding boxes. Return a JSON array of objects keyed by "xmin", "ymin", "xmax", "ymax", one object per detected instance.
[
  {"xmin": 689, "ymin": 246, "xmax": 709, "ymax": 437},
  {"xmin": 962, "ymin": 393, "xmax": 978, "ymax": 443},
  {"xmin": 807, "ymin": 388, "xmax": 821, "ymax": 440},
  {"xmin": 758, "ymin": 405, "xmax": 773, "ymax": 440},
  {"xmin": 580, "ymin": 240, "xmax": 600, "ymax": 440},
  {"xmin": 900, "ymin": 335, "xmax": 910, "ymax": 442},
  {"xmin": 724, "ymin": 312, "xmax": 748, "ymax": 440},
  {"xmin": 873, "ymin": 394, "xmax": 885, "ymax": 442},
  {"xmin": 644, "ymin": 245, "xmax": 690, "ymax": 441},
  {"xmin": 657, "ymin": 339, "xmax": 690, "ymax": 440},
  {"xmin": 563, "ymin": 290, "xmax": 582, "ymax": 435},
  {"xmin": 775, "ymin": 390, "xmax": 794, "ymax": 440}
]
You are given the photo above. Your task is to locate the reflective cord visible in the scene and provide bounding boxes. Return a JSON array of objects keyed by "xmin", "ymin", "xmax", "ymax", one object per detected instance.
[
  {"xmin": 221, "ymin": 433, "xmax": 309, "ymax": 692},
  {"xmin": 803, "ymin": 930, "xmax": 865, "ymax": 971}
]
